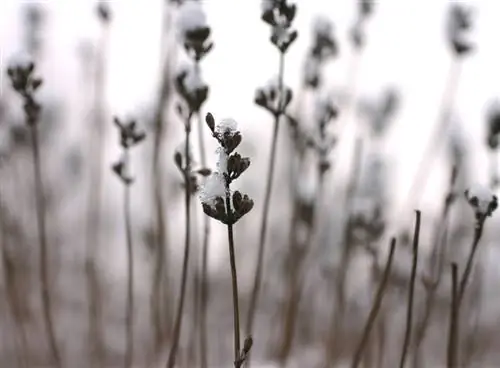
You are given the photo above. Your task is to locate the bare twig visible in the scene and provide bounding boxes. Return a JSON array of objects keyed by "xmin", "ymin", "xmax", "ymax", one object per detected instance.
[
  {"xmin": 351, "ymin": 237, "xmax": 396, "ymax": 368},
  {"xmin": 166, "ymin": 115, "xmax": 193, "ymax": 368},
  {"xmin": 447, "ymin": 263, "xmax": 459, "ymax": 368},
  {"xmin": 399, "ymin": 210, "xmax": 421, "ymax": 368}
]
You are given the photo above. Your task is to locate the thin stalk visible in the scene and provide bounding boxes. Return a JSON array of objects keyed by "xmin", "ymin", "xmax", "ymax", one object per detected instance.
[
  {"xmin": 351, "ymin": 238, "xmax": 396, "ymax": 368},
  {"xmin": 85, "ymin": 20, "xmax": 109, "ymax": 366},
  {"xmin": 166, "ymin": 119, "xmax": 192, "ymax": 368},
  {"xmin": 457, "ymin": 219, "xmax": 485, "ymax": 305},
  {"xmin": 29, "ymin": 122, "xmax": 61, "ymax": 367},
  {"xmin": 123, "ymin": 149, "xmax": 135, "ymax": 368},
  {"xmin": 225, "ymin": 191, "xmax": 242, "ymax": 367},
  {"xmin": 197, "ymin": 109, "xmax": 210, "ymax": 368},
  {"xmin": 245, "ymin": 51, "xmax": 285, "ymax": 342},
  {"xmin": 399, "ymin": 210, "xmax": 421, "ymax": 368},
  {"xmin": 447, "ymin": 263, "xmax": 459, "ymax": 368},
  {"xmin": 151, "ymin": 6, "xmax": 174, "ymax": 353}
]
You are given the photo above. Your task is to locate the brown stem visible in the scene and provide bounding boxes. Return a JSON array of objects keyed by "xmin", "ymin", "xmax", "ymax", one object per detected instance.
[
  {"xmin": 457, "ymin": 219, "xmax": 484, "ymax": 305},
  {"xmin": 29, "ymin": 122, "xmax": 61, "ymax": 367},
  {"xmin": 351, "ymin": 238, "xmax": 396, "ymax": 368},
  {"xmin": 123, "ymin": 149, "xmax": 135, "ymax": 368},
  {"xmin": 197, "ymin": 110, "xmax": 210, "ymax": 368},
  {"xmin": 166, "ymin": 120, "xmax": 192, "ymax": 368},
  {"xmin": 151, "ymin": 6, "xmax": 174, "ymax": 353},
  {"xmin": 225, "ymin": 191, "xmax": 242, "ymax": 367},
  {"xmin": 399, "ymin": 210, "xmax": 421, "ymax": 368},
  {"xmin": 245, "ymin": 51, "xmax": 285, "ymax": 351},
  {"xmin": 85, "ymin": 19, "xmax": 109, "ymax": 366},
  {"xmin": 447, "ymin": 263, "xmax": 459, "ymax": 368}
]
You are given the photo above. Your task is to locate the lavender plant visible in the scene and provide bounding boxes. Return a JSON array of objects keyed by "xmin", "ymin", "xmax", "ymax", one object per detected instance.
[
  {"xmin": 111, "ymin": 117, "xmax": 146, "ymax": 368},
  {"xmin": 167, "ymin": 4, "xmax": 212, "ymax": 365},
  {"xmin": 200, "ymin": 112, "xmax": 254, "ymax": 368},
  {"xmin": 7, "ymin": 61, "xmax": 62, "ymax": 367},
  {"xmin": 246, "ymin": 1, "xmax": 298, "ymax": 354},
  {"xmin": 175, "ymin": 4, "xmax": 213, "ymax": 364}
]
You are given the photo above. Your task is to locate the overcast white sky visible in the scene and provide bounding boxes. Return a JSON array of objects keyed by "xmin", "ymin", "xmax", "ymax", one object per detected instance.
[{"xmin": 1, "ymin": 0, "xmax": 500, "ymax": 224}]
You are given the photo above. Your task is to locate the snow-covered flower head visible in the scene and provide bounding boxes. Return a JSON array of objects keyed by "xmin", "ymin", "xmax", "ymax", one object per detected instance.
[
  {"xmin": 465, "ymin": 184, "xmax": 498, "ymax": 221},
  {"xmin": 177, "ymin": 0, "xmax": 208, "ymax": 39},
  {"xmin": 176, "ymin": 0, "xmax": 212, "ymax": 59},
  {"xmin": 200, "ymin": 112, "xmax": 254, "ymax": 224},
  {"xmin": 446, "ymin": 3, "xmax": 474, "ymax": 56},
  {"xmin": 199, "ymin": 172, "xmax": 226, "ymax": 207},
  {"xmin": 261, "ymin": 0, "xmax": 298, "ymax": 53},
  {"xmin": 215, "ymin": 118, "xmax": 238, "ymax": 136},
  {"xmin": 254, "ymin": 77, "xmax": 293, "ymax": 113},
  {"xmin": 175, "ymin": 60, "xmax": 209, "ymax": 112}
]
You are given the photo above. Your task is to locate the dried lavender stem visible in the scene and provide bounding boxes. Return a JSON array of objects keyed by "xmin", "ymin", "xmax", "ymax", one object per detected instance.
[
  {"xmin": 166, "ymin": 119, "xmax": 192, "ymax": 368},
  {"xmin": 85, "ymin": 21, "xmax": 108, "ymax": 365},
  {"xmin": 457, "ymin": 219, "xmax": 485, "ymax": 304},
  {"xmin": 447, "ymin": 263, "xmax": 459, "ymax": 368},
  {"xmin": 151, "ymin": 7, "xmax": 174, "ymax": 353},
  {"xmin": 246, "ymin": 50, "xmax": 285, "ymax": 343},
  {"xmin": 197, "ymin": 111, "xmax": 210, "ymax": 368},
  {"xmin": 399, "ymin": 210, "xmax": 421, "ymax": 368},
  {"xmin": 224, "ymin": 189, "xmax": 242, "ymax": 367},
  {"xmin": 351, "ymin": 238, "xmax": 396, "ymax": 368},
  {"xmin": 123, "ymin": 149, "xmax": 135, "ymax": 368},
  {"xmin": 29, "ymin": 121, "xmax": 61, "ymax": 367}
]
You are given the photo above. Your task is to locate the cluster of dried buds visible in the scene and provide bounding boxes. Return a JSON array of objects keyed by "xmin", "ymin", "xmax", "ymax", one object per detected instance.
[
  {"xmin": 303, "ymin": 16, "xmax": 338, "ymax": 88},
  {"xmin": 177, "ymin": 0, "xmax": 213, "ymax": 61},
  {"xmin": 305, "ymin": 95, "xmax": 338, "ymax": 173},
  {"xmin": 112, "ymin": 117, "xmax": 146, "ymax": 185},
  {"xmin": 464, "ymin": 185, "xmax": 498, "ymax": 225},
  {"xmin": 350, "ymin": 0, "xmax": 375, "ymax": 49},
  {"xmin": 175, "ymin": 64, "xmax": 209, "ymax": 114},
  {"xmin": 254, "ymin": 78, "xmax": 293, "ymax": 116},
  {"xmin": 7, "ymin": 61, "xmax": 43, "ymax": 126},
  {"xmin": 261, "ymin": 0, "xmax": 298, "ymax": 53},
  {"xmin": 446, "ymin": 3, "xmax": 474, "ymax": 57},
  {"xmin": 199, "ymin": 113, "xmax": 254, "ymax": 225}
]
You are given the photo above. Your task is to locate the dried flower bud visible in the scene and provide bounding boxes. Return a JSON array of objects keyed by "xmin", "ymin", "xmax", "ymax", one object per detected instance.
[
  {"xmin": 446, "ymin": 4, "xmax": 474, "ymax": 57},
  {"xmin": 464, "ymin": 184, "xmax": 498, "ymax": 221}
]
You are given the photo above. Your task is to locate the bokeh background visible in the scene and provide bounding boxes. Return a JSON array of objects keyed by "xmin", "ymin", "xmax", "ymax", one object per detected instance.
[{"xmin": 1, "ymin": 0, "xmax": 500, "ymax": 367}]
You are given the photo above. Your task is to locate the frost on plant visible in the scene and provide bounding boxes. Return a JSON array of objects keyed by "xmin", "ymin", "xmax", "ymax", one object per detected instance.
[
  {"xmin": 464, "ymin": 184, "xmax": 498, "ymax": 222},
  {"xmin": 260, "ymin": 0, "xmax": 298, "ymax": 53},
  {"xmin": 254, "ymin": 77, "xmax": 293, "ymax": 114},
  {"xmin": 199, "ymin": 113, "xmax": 253, "ymax": 225},
  {"xmin": 175, "ymin": 61, "xmax": 209, "ymax": 114},
  {"xmin": 176, "ymin": 0, "xmax": 213, "ymax": 60}
]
